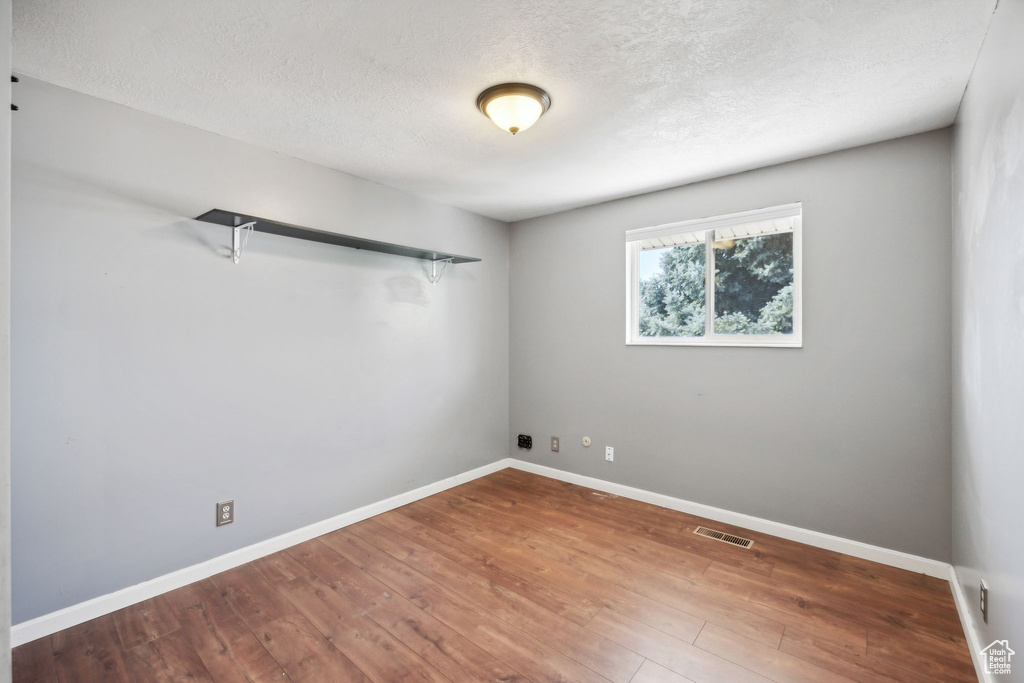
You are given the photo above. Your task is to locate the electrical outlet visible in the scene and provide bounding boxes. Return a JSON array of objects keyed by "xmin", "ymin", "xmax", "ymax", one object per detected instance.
[
  {"xmin": 551, "ymin": 437, "xmax": 559, "ymax": 452},
  {"xmin": 217, "ymin": 500, "xmax": 234, "ymax": 527},
  {"xmin": 605, "ymin": 446, "xmax": 614, "ymax": 462},
  {"xmin": 980, "ymin": 580, "xmax": 988, "ymax": 623}
]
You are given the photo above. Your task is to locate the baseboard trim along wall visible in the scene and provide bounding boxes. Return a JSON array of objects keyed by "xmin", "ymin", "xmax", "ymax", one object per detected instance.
[
  {"xmin": 948, "ymin": 565, "xmax": 992, "ymax": 683},
  {"xmin": 10, "ymin": 459, "xmax": 509, "ymax": 648},
  {"xmin": 506, "ymin": 459, "xmax": 950, "ymax": 578},
  {"xmin": 14, "ymin": 457, "xmax": 968, "ymax": 655}
]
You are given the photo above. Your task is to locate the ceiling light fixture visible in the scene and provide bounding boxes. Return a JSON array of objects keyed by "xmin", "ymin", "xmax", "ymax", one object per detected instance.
[{"xmin": 477, "ymin": 83, "xmax": 551, "ymax": 136}]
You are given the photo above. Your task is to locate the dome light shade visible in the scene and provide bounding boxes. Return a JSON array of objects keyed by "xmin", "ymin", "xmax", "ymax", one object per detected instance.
[{"xmin": 477, "ymin": 83, "xmax": 551, "ymax": 135}]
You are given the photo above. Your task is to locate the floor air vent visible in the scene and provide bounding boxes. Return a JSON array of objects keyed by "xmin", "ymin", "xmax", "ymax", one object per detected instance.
[{"xmin": 693, "ymin": 526, "xmax": 754, "ymax": 549}]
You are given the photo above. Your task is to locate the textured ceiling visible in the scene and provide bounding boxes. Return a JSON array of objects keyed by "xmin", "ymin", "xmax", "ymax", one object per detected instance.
[{"xmin": 14, "ymin": 0, "xmax": 994, "ymax": 222}]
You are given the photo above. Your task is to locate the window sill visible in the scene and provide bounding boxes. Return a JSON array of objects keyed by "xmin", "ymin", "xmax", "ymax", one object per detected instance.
[{"xmin": 626, "ymin": 338, "xmax": 802, "ymax": 348}]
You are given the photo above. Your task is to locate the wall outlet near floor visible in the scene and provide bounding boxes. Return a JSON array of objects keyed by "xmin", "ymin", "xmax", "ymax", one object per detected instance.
[
  {"xmin": 980, "ymin": 580, "xmax": 988, "ymax": 623},
  {"xmin": 217, "ymin": 500, "xmax": 234, "ymax": 527},
  {"xmin": 551, "ymin": 436, "xmax": 559, "ymax": 452},
  {"xmin": 605, "ymin": 446, "xmax": 614, "ymax": 462}
]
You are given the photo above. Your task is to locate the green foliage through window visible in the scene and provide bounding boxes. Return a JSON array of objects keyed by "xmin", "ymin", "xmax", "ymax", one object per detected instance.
[{"xmin": 639, "ymin": 233, "xmax": 794, "ymax": 337}]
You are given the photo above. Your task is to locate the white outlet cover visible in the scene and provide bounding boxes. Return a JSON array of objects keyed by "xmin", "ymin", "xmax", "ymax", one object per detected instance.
[
  {"xmin": 605, "ymin": 446, "xmax": 614, "ymax": 461},
  {"xmin": 582, "ymin": 436, "xmax": 592, "ymax": 447}
]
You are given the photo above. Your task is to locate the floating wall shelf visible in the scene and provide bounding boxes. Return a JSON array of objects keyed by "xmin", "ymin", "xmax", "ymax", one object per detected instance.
[{"xmin": 195, "ymin": 209, "xmax": 480, "ymax": 283}]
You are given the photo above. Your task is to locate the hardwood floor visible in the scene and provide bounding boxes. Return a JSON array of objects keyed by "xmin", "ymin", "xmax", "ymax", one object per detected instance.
[{"xmin": 13, "ymin": 468, "xmax": 976, "ymax": 682}]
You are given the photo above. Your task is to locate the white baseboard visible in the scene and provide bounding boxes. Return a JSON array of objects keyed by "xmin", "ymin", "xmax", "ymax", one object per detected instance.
[
  {"xmin": 948, "ymin": 565, "xmax": 991, "ymax": 683},
  {"xmin": 11, "ymin": 458, "xmax": 512, "ymax": 648},
  {"xmin": 507, "ymin": 459, "xmax": 951, "ymax": 579},
  {"xmin": 13, "ymin": 456, "xmax": 956, "ymax": 649}
]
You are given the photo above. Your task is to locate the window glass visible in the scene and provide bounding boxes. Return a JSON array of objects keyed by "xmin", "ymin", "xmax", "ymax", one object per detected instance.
[
  {"xmin": 638, "ymin": 236, "xmax": 706, "ymax": 338},
  {"xmin": 713, "ymin": 232, "xmax": 794, "ymax": 335}
]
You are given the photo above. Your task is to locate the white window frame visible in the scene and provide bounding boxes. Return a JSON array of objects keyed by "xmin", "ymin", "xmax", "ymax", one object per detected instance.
[{"xmin": 625, "ymin": 202, "xmax": 802, "ymax": 348}]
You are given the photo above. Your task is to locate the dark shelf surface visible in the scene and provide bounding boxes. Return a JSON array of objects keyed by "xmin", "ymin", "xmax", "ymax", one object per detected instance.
[{"xmin": 196, "ymin": 209, "xmax": 481, "ymax": 264}]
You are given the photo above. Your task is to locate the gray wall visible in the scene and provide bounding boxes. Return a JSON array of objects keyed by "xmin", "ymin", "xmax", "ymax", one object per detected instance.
[
  {"xmin": 951, "ymin": 0, "xmax": 1024, "ymax": 660},
  {"xmin": 1, "ymin": 0, "xmax": 11, "ymax": 675},
  {"xmin": 510, "ymin": 130, "xmax": 953, "ymax": 561},
  {"xmin": 11, "ymin": 78, "xmax": 509, "ymax": 624}
]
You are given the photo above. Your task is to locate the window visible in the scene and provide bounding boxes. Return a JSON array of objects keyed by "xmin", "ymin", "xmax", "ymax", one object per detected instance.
[{"xmin": 625, "ymin": 203, "xmax": 802, "ymax": 347}]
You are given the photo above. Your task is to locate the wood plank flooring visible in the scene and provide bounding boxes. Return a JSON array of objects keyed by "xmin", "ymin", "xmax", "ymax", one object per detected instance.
[{"xmin": 13, "ymin": 468, "xmax": 976, "ymax": 682}]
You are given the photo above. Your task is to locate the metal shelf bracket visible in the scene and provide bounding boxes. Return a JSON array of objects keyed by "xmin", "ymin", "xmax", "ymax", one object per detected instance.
[
  {"xmin": 231, "ymin": 219, "xmax": 256, "ymax": 264},
  {"xmin": 428, "ymin": 258, "xmax": 454, "ymax": 285}
]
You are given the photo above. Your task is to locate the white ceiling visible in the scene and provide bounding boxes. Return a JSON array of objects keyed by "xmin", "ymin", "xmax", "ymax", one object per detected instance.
[{"xmin": 14, "ymin": 1, "xmax": 994, "ymax": 222}]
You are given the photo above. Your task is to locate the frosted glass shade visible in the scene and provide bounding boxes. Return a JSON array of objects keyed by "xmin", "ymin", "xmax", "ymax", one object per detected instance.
[{"xmin": 484, "ymin": 94, "xmax": 543, "ymax": 135}]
